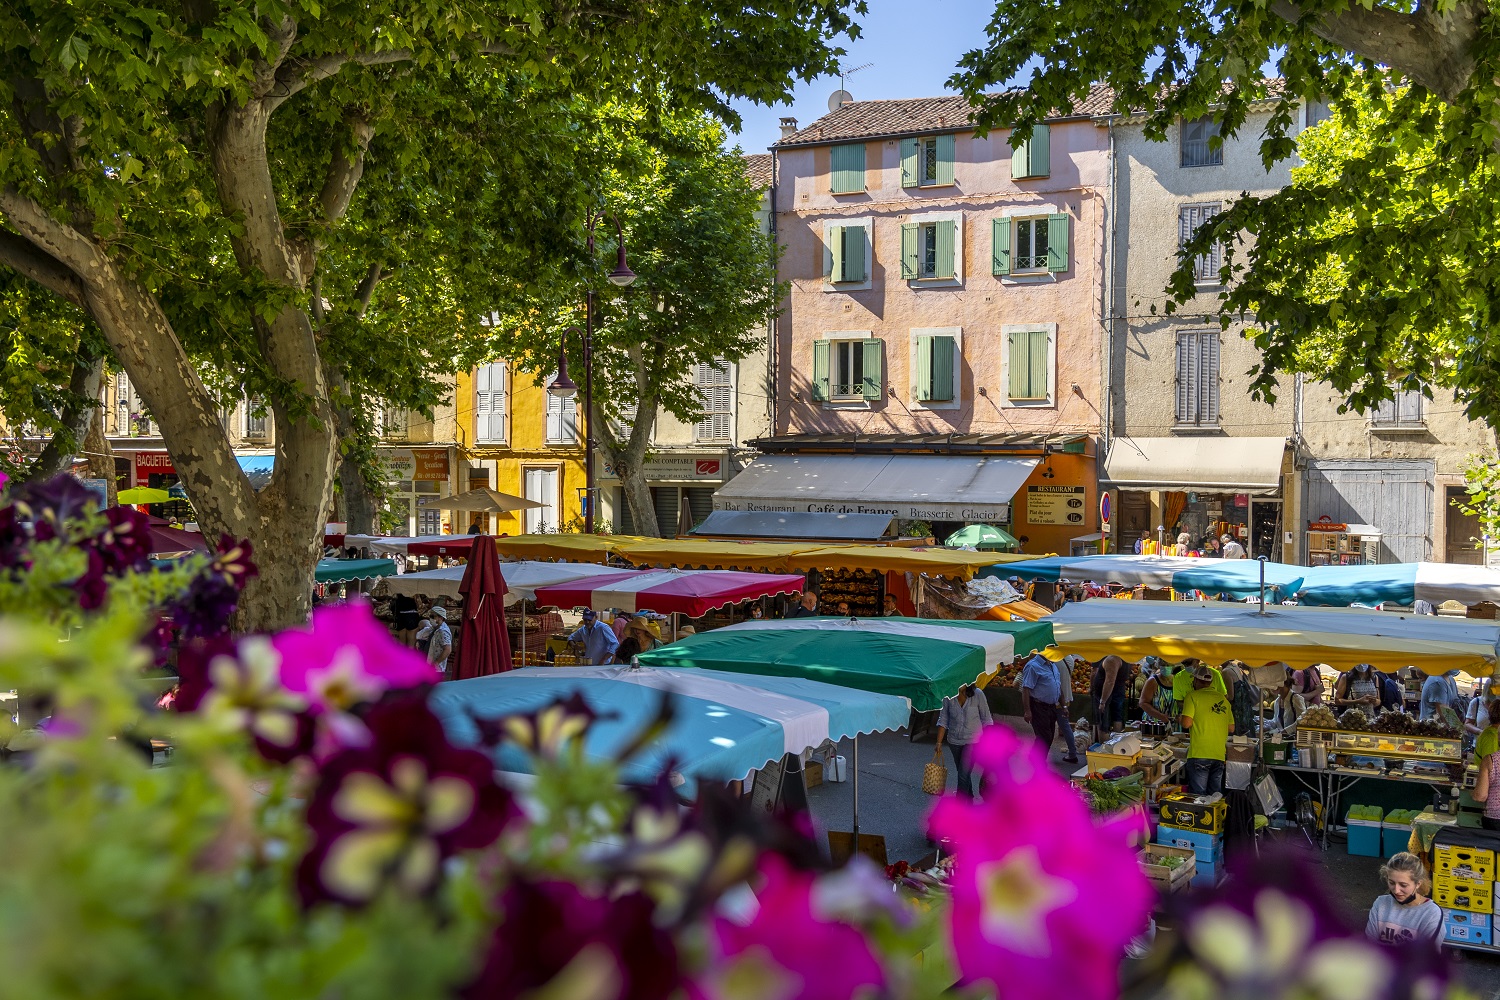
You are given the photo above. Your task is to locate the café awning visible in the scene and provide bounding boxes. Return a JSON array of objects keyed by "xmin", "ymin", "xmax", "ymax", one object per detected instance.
[
  {"xmin": 1103, "ymin": 436, "xmax": 1288, "ymax": 494},
  {"xmin": 690, "ymin": 510, "xmax": 895, "ymax": 541},
  {"xmin": 713, "ymin": 454, "xmax": 1038, "ymax": 521}
]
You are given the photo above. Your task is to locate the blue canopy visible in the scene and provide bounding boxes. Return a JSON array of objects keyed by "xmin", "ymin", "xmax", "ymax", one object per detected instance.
[
  {"xmin": 429, "ymin": 665, "xmax": 910, "ymax": 790},
  {"xmin": 983, "ymin": 554, "xmax": 1306, "ymax": 598}
]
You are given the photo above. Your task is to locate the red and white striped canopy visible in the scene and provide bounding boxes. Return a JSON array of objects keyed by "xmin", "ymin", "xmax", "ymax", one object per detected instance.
[{"xmin": 531, "ymin": 568, "xmax": 805, "ymax": 617}]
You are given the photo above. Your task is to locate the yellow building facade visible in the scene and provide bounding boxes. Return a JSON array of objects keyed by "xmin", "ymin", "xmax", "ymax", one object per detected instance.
[{"xmin": 457, "ymin": 362, "xmax": 586, "ymax": 535}]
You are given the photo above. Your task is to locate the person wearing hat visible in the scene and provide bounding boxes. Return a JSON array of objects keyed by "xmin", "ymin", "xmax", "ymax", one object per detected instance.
[
  {"xmin": 1020, "ymin": 644, "xmax": 1071, "ymax": 760},
  {"xmin": 614, "ymin": 616, "xmax": 661, "ymax": 664},
  {"xmin": 414, "ymin": 605, "xmax": 453, "ymax": 674},
  {"xmin": 568, "ymin": 609, "xmax": 620, "ymax": 665},
  {"xmin": 1181, "ymin": 662, "xmax": 1235, "ymax": 795}
]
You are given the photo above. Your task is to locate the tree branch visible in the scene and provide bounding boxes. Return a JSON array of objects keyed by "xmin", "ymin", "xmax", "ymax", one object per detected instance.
[
  {"xmin": 28, "ymin": 352, "xmax": 104, "ymax": 481},
  {"xmin": 1270, "ymin": 0, "xmax": 1480, "ymax": 101},
  {"xmin": 354, "ymin": 263, "xmax": 383, "ymax": 318},
  {"xmin": 0, "ymin": 186, "xmax": 102, "ymax": 282},
  {"xmin": 266, "ymin": 42, "xmax": 516, "ymax": 112},
  {"xmin": 318, "ymin": 116, "xmax": 374, "ymax": 229},
  {"xmin": 0, "ymin": 227, "xmax": 86, "ymax": 307}
]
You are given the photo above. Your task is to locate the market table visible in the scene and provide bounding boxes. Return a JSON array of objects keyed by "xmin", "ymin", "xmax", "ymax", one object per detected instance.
[{"xmin": 1265, "ymin": 763, "xmax": 1456, "ymax": 850}]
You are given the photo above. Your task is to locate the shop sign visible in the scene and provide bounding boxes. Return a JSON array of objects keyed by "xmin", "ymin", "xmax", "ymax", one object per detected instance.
[
  {"xmin": 713, "ymin": 497, "xmax": 1011, "ymax": 521},
  {"xmin": 600, "ymin": 452, "xmax": 726, "ymax": 483},
  {"xmin": 383, "ymin": 448, "xmax": 450, "ymax": 481},
  {"xmin": 134, "ymin": 451, "xmax": 175, "ymax": 479},
  {"xmin": 1307, "ymin": 515, "xmax": 1349, "ymax": 532},
  {"xmin": 1026, "ymin": 485, "xmax": 1087, "ymax": 526}
]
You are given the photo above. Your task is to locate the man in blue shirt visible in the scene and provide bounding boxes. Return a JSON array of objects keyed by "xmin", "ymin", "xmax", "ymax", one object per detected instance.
[
  {"xmin": 1421, "ymin": 670, "xmax": 1459, "ymax": 722},
  {"xmin": 1020, "ymin": 644, "xmax": 1069, "ymax": 761},
  {"xmin": 568, "ymin": 609, "xmax": 620, "ymax": 665}
]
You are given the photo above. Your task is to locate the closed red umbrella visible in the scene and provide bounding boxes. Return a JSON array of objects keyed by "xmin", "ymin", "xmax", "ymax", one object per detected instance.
[
  {"xmin": 454, "ymin": 534, "xmax": 512, "ymax": 679},
  {"xmin": 146, "ymin": 523, "xmax": 209, "ymax": 557}
]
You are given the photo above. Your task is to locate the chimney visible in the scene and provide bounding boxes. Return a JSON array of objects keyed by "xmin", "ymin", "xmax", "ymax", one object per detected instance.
[{"xmin": 779, "ymin": 117, "xmax": 799, "ymax": 139}]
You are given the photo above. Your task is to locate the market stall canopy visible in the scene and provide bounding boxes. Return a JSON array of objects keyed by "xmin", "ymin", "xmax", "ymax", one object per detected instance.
[
  {"xmin": 636, "ymin": 617, "xmax": 1056, "ymax": 712},
  {"xmin": 713, "ymin": 454, "xmax": 1038, "ymax": 521},
  {"xmin": 345, "ymin": 534, "xmax": 478, "ymax": 558},
  {"xmin": 430, "ymin": 665, "xmax": 910, "ymax": 790},
  {"xmin": 490, "ymin": 533, "xmax": 638, "ymax": 563},
  {"xmin": 315, "ymin": 558, "xmax": 399, "ymax": 584},
  {"xmin": 115, "ymin": 487, "xmax": 171, "ymax": 504},
  {"xmin": 986, "ymin": 554, "xmax": 1308, "ymax": 598},
  {"xmin": 147, "ymin": 524, "xmax": 208, "ymax": 557},
  {"xmin": 944, "ymin": 524, "xmax": 1020, "ymax": 551},
  {"xmin": 383, "ymin": 561, "xmax": 628, "ymax": 603},
  {"xmin": 1103, "ymin": 436, "xmax": 1288, "ymax": 494},
  {"xmin": 689, "ymin": 510, "xmax": 895, "ymax": 541},
  {"xmin": 416, "ymin": 488, "xmax": 544, "ymax": 514},
  {"xmin": 1296, "ymin": 562, "xmax": 1500, "ymax": 608},
  {"xmin": 531, "ymin": 568, "xmax": 806, "ymax": 617},
  {"xmin": 1047, "ymin": 599, "xmax": 1500, "ymax": 675},
  {"xmin": 782, "ymin": 544, "xmax": 1031, "ymax": 579},
  {"xmin": 407, "ymin": 536, "xmax": 478, "ymax": 558},
  {"xmin": 617, "ymin": 538, "xmax": 821, "ymax": 572}
]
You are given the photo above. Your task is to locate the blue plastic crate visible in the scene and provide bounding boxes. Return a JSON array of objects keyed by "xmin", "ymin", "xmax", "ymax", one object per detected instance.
[{"xmin": 1157, "ymin": 824, "xmax": 1224, "ymax": 864}]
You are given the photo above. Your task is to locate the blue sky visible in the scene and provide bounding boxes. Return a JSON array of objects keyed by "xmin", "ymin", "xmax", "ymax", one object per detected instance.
[{"xmin": 723, "ymin": 0, "xmax": 999, "ymax": 154}]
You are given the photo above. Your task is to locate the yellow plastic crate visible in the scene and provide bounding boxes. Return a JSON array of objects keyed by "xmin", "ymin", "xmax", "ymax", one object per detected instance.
[
  {"xmin": 1085, "ymin": 749, "xmax": 1141, "ymax": 774},
  {"xmin": 1434, "ymin": 874, "xmax": 1494, "ymax": 914},
  {"xmin": 1436, "ymin": 845, "xmax": 1497, "ymax": 883}
]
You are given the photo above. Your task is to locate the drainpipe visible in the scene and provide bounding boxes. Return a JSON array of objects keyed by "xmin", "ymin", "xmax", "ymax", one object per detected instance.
[
  {"xmin": 1101, "ymin": 116, "xmax": 1118, "ymax": 457},
  {"xmin": 768, "ymin": 149, "xmax": 780, "ymax": 438}
]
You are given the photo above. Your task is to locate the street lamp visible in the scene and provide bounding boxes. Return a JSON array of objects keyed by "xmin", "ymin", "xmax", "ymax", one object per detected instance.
[{"xmin": 551, "ymin": 213, "xmax": 635, "ymax": 534}]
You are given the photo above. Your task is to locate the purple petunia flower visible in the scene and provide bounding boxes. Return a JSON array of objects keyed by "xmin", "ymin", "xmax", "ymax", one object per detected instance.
[
  {"xmin": 273, "ymin": 601, "xmax": 438, "ymax": 715},
  {"xmin": 73, "ymin": 548, "xmax": 109, "ymax": 610},
  {"xmin": 91, "ymin": 506, "xmax": 154, "ymax": 573},
  {"xmin": 297, "ymin": 695, "xmax": 518, "ymax": 907},
  {"xmin": 0, "ymin": 504, "xmax": 27, "ymax": 570},
  {"xmin": 463, "ymin": 879, "xmax": 682, "ymax": 1000},
  {"xmin": 16, "ymin": 474, "xmax": 97, "ymax": 539},
  {"xmin": 162, "ymin": 536, "xmax": 258, "ymax": 639}
]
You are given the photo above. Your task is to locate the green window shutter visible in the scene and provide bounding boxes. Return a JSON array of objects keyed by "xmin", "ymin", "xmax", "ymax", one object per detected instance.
[
  {"xmin": 915, "ymin": 335, "xmax": 934, "ymax": 402},
  {"xmin": 992, "ymin": 218, "xmax": 1011, "ymax": 275},
  {"xmin": 930, "ymin": 334, "xmax": 955, "ymax": 401},
  {"xmin": 841, "ymin": 225, "xmax": 865, "ymax": 282},
  {"xmin": 1046, "ymin": 213, "xmax": 1069, "ymax": 272},
  {"xmin": 861, "ymin": 338, "xmax": 883, "ymax": 401},
  {"xmin": 812, "ymin": 340, "xmax": 830, "ymax": 401},
  {"xmin": 1007, "ymin": 329, "xmax": 1029, "ymax": 399},
  {"xmin": 900, "ymin": 139, "xmax": 919, "ymax": 188},
  {"xmin": 900, "ymin": 223, "xmax": 919, "ymax": 279},
  {"xmin": 1029, "ymin": 124, "xmax": 1050, "ymax": 178},
  {"xmin": 828, "ymin": 226, "xmax": 841, "ymax": 280},
  {"xmin": 1011, "ymin": 136, "xmax": 1030, "ymax": 180},
  {"xmin": 1027, "ymin": 329, "xmax": 1049, "ymax": 399},
  {"xmin": 934, "ymin": 134, "xmax": 955, "ymax": 185},
  {"xmin": 934, "ymin": 220, "xmax": 957, "ymax": 278},
  {"xmin": 830, "ymin": 144, "xmax": 865, "ymax": 194}
]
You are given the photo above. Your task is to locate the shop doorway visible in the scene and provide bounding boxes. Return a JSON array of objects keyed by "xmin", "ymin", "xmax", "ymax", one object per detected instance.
[{"xmin": 1446, "ymin": 486, "xmax": 1484, "ymax": 565}]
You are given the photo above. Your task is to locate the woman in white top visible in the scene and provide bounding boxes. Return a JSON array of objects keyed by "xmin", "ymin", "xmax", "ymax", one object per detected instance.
[{"xmin": 1268, "ymin": 682, "xmax": 1306, "ymax": 736}]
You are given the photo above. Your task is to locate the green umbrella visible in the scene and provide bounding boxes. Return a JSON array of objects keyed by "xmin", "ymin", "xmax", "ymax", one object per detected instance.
[
  {"xmin": 636, "ymin": 616, "xmax": 1055, "ymax": 712},
  {"xmin": 944, "ymin": 523, "xmax": 1019, "ymax": 551},
  {"xmin": 315, "ymin": 558, "xmax": 399, "ymax": 584},
  {"xmin": 116, "ymin": 487, "xmax": 172, "ymax": 504}
]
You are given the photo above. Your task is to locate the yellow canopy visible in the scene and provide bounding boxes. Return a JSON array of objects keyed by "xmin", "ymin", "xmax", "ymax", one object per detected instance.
[
  {"xmin": 490, "ymin": 534, "xmax": 640, "ymax": 563},
  {"xmin": 616, "ymin": 538, "xmax": 819, "ymax": 572},
  {"xmin": 1050, "ymin": 621, "xmax": 1496, "ymax": 676},
  {"xmin": 784, "ymin": 545, "xmax": 1035, "ymax": 580}
]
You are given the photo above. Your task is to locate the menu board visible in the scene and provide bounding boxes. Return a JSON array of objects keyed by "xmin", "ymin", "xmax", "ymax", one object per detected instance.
[{"xmin": 1026, "ymin": 486, "xmax": 1087, "ymax": 526}]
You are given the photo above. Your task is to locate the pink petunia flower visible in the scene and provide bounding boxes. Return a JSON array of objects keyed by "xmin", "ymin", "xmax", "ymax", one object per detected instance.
[
  {"xmin": 928, "ymin": 725, "xmax": 1153, "ymax": 1000},
  {"xmin": 697, "ymin": 854, "xmax": 886, "ymax": 1000},
  {"xmin": 273, "ymin": 600, "xmax": 438, "ymax": 714}
]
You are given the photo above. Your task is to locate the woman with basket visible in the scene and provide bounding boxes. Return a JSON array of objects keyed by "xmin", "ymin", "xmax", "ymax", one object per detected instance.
[{"xmin": 931, "ymin": 683, "xmax": 993, "ymax": 800}]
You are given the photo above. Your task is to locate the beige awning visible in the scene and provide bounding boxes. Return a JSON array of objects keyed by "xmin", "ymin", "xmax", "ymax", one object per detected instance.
[{"xmin": 1103, "ymin": 436, "xmax": 1288, "ymax": 495}]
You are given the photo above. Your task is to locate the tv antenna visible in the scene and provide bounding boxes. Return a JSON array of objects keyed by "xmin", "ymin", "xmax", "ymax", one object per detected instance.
[{"xmin": 828, "ymin": 61, "xmax": 872, "ymax": 111}]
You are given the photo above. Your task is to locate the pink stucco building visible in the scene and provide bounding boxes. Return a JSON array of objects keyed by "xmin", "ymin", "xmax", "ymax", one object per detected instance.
[{"xmin": 714, "ymin": 89, "xmax": 1117, "ymax": 555}]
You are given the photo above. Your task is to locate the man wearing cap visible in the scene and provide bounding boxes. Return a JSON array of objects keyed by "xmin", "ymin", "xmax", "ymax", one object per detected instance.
[
  {"xmin": 1020, "ymin": 644, "xmax": 1070, "ymax": 760},
  {"xmin": 568, "ymin": 609, "xmax": 620, "ymax": 665},
  {"xmin": 1181, "ymin": 663, "xmax": 1235, "ymax": 795},
  {"xmin": 414, "ymin": 605, "xmax": 453, "ymax": 674}
]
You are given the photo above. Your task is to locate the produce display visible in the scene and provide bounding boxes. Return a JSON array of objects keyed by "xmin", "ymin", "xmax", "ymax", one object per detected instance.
[
  {"xmin": 1337, "ymin": 708, "xmax": 1371, "ymax": 731},
  {"xmin": 813, "ymin": 569, "xmax": 883, "ymax": 618},
  {"xmin": 1366, "ymin": 709, "xmax": 1463, "ymax": 739},
  {"xmin": 1079, "ymin": 770, "xmax": 1144, "ymax": 814},
  {"xmin": 1300, "ymin": 705, "xmax": 1340, "ymax": 729}
]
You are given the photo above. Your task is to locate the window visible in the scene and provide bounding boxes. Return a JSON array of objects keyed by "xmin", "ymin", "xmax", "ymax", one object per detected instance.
[
  {"xmin": 1175, "ymin": 331, "xmax": 1220, "ymax": 426},
  {"xmin": 1372, "ymin": 390, "xmax": 1425, "ymax": 429},
  {"xmin": 825, "ymin": 224, "xmax": 866, "ymax": 283},
  {"xmin": 1011, "ymin": 124, "xmax": 1050, "ymax": 180},
  {"xmin": 1179, "ymin": 204, "xmax": 1223, "ymax": 284},
  {"xmin": 1006, "ymin": 328, "xmax": 1051, "ymax": 403},
  {"xmin": 1305, "ymin": 100, "xmax": 1332, "ymax": 128},
  {"xmin": 812, "ymin": 337, "xmax": 882, "ymax": 402},
  {"xmin": 900, "ymin": 134, "xmax": 955, "ymax": 187},
  {"xmin": 544, "ymin": 376, "xmax": 578, "ymax": 444},
  {"xmin": 244, "ymin": 397, "xmax": 268, "ymax": 440},
  {"xmin": 693, "ymin": 359, "xmax": 732, "ymax": 442},
  {"xmin": 914, "ymin": 332, "xmax": 957, "ymax": 403},
  {"xmin": 900, "ymin": 219, "xmax": 957, "ymax": 280},
  {"xmin": 523, "ymin": 466, "xmax": 560, "ymax": 533},
  {"xmin": 992, "ymin": 215, "xmax": 1069, "ymax": 275},
  {"xmin": 475, "ymin": 362, "xmax": 507, "ymax": 443},
  {"xmin": 1181, "ymin": 116, "xmax": 1223, "ymax": 167},
  {"xmin": 830, "ymin": 143, "xmax": 866, "ymax": 194}
]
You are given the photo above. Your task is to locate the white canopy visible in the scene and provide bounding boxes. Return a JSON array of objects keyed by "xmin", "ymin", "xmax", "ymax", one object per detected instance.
[
  {"xmin": 1103, "ymin": 436, "xmax": 1288, "ymax": 494},
  {"xmin": 342, "ymin": 534, "xmax": 453, "ymax": 556},
  {"xmin": 382, "ymin": 560, "xmax": 626, "ymax": 604}
]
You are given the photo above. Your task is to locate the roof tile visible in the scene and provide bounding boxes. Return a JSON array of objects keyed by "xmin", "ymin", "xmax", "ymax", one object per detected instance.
[{"xmin": 742, "ymin": 152, "xmax": 773, "ymax": 189}]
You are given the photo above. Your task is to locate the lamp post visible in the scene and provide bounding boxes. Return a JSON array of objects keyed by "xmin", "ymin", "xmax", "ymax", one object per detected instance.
[{"xmin": 548, "ymin": 213, "xmax": 635, "ymax": 535}]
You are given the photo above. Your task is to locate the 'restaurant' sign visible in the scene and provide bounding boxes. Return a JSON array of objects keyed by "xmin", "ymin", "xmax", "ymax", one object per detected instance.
[{"xmin": 1025, "ymin": 485, "xmax": 1087, "ymax": 525}]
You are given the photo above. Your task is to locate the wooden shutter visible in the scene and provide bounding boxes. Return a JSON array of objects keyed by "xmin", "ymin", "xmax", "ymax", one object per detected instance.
[
  {"xmin": 828, "ymin": 225, "xmax": 842, "ymax": 280},
  {"xmin": 1202, "ymin": 333, "xmax": 1220, "ymax": 422},
  {"xmin": 901, "ymin": 223, "xmax": 919, "ymax": 279},
  {"xmin": 840, "ymin": 225, "xmax": 864, "ymax": 282},
  {"xmin": 1175, "ymin": 332, "xmax": 1195, "ymax": 423},
  {"xmin": 1008, "ymin": 329, "xmax": 1029, "ymax": 399},
  {"xmin": 475, "ymin": 362, "xmax": 506, "ymax": 443},
  {"xmin": 900, "ymin": 138, "xmax": 919, "ymax": 187},
  {"xmin": 1175, "ymin": 331, "xmax": 1218, "ymax": 424},
  {"xmin": 694, "ymin": 360, "xmax": 733, "ymax": 441},
  {"xmin": 1046, "ymin": 213, "xmax": 1069, "ymax": 272},
  {"xmin": 915, "ymin": 335, "xmax": 934, "ymax": 402},
  {"xmin": 929, "ymin": 335, "xmax": 955, "ymax": 401},
  {"xmin": 1180, "ymin": 204, "xmax": 1221, "ymax": 282},
  {"xmin": 992, "ymin": 218, "xmax": 1011, "ymax": 275},
  {"xmin": 861, "ymin": 339, "xmax": 883, "ymax": 401},
  {"xmin": 934, "ymin": 220, "xmax": 956, "ymax": 278},
  {"xmin": 934, "ymin": 134, "xmax": 955, "ymax": 185},
  {"xmin": 830, "ymin": 143, "xmax": 865, "ymax": 194},
  {"xmin": 1027, "ymin": 329, "xmax": 1049, "ymax": 401},
  {"xmin": 1012, "ymin": 124, "xmax": 1051, "ymax": 179},
  {"xmin": 812, "ymin": 340, "xmax": 830, "ymax": 401}
]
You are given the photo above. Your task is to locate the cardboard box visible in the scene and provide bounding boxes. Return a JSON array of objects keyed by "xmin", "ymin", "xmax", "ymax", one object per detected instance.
[
  {"xmin": 1226, "ymin": 743, "xmax": 1256, "ymax": 765},
  {"xmin": 1444, "ymin": 909, "xmax": 1492, "ymax": 945},
  {"xmin": 1436, "ymin": 845, "xmax": 1496, "ymax": 882},
  {"xmin": 1158, "ymin": 792, "xmax": 1229, "ymax": 834},
  {"xmin": 1434, "ymin": 874, "xmax": 1494, "ymax": 915}
]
